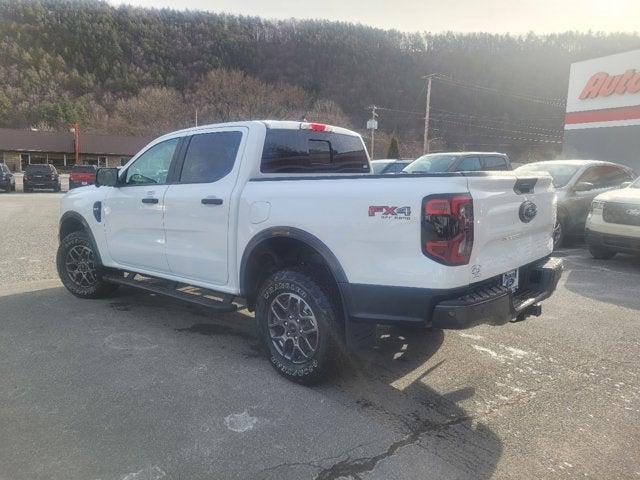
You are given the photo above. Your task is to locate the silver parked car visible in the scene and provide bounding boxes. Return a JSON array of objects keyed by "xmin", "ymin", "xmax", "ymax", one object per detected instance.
[
  {"xmin": 370, "ymin": 159, "xmax": 412, "ymax": 174},
  {"xmin": 515, "ymin": 160, "xmax": 635, "ymax": 248}
]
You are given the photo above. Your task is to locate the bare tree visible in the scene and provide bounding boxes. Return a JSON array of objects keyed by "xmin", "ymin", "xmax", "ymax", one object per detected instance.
[
  {"xmin": 305, "ymin": 99, "xmax": 352, "ymax": 128},
  {"xmin": 189, "ymin": 69, "xmax": 308, "ymax": 123},
  {"xmin": 104, "ymin": 87, "xmax": 191, "ymax": 136}
]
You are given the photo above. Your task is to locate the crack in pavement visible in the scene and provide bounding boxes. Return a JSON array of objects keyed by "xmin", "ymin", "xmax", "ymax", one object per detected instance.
[
  {"xmin": 312, "ymin": 416, "xmax": 470, "ymax": 480},
  {"xmin": 259, "ymin": 416, "xmax": 469, "ymax": 480}
]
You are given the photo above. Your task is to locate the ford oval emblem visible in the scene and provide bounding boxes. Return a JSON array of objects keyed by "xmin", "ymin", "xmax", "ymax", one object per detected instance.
[{"xmin": 519, "ymin": 201, "xmax": 537, "ymax": 223}]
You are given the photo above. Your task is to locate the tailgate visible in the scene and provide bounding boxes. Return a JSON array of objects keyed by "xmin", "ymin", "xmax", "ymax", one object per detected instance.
[{"xmin": 466, "ymin": 173, "xmax": 555, "ymax": 283}]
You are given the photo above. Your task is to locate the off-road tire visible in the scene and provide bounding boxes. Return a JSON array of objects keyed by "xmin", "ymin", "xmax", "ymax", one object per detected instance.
[
  {"xmin": 57, "ymin": 231, "xmax": 119, "ymax": 299},
  {"xmin": 256, "ymin": 269, "xmax": 342, "ymax": 385},
  {"xmin": 588, "ymin": 245, "xmax": 617, "ymax": 260}
]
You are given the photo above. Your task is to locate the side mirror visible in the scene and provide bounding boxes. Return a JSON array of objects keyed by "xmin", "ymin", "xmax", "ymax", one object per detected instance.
[
  {"xmin": 95, "ymin": 168, "xmax": 119, "ymax": 187},
  {"xmin": 620, "ymin": 181, "xmax": 632, "ymax": 188},
  {"xmin": 573, "ymin": 181, "xmax": 594, "ymax": 192}
]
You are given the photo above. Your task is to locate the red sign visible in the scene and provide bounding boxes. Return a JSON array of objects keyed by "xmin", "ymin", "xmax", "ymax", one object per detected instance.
[{"xmin": 579, "ymin": 69, "xmax": 640, "ymax": 99}]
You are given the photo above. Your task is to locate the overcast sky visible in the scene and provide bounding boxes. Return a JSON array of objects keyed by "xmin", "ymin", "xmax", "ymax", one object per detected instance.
[{"xmin": 110, "ymin": 0, "xmax": 639, "ymax": 34}]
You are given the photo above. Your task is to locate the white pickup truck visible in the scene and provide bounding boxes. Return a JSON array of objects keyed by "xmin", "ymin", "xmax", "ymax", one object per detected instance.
[{"xmin": 57, "ymin": 121, "xmax": 562, "ymax": 384}]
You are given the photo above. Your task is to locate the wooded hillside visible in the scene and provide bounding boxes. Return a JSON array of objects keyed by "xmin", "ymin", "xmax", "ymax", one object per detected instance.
[{"xmin": 1, "ymin": 0, "xmax": 639, "ymax": 159}]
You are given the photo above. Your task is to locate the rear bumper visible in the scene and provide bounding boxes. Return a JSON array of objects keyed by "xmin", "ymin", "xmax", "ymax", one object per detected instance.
[
  {"xmin": 69, "ymin": 180, "xmax": 94, "ymax": 189},
  {"xmin": 24, "ymin": 179, "xmax": 58, "ymax": 188},
  {"xmin": 431, "ymin": 257, "xmax": 562, "ymax": 328},
  {"xmin": 344, "ymin": 257, "xmax": 563, "ymax": 330},
  {"xmin": 586, "ymin": 229, "xmax": 640, "ymax": 254}
]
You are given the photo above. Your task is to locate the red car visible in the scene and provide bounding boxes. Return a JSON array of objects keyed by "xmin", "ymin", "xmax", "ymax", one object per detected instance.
[{"xmin": 69, "ymin": 165, "xmax": 98, "ymax": 189}]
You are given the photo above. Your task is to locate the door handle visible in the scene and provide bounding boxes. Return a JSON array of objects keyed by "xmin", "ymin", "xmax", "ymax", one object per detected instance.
[
  {"xmin": 142, "ymin": 197, "xmax": 159, "ymax": 204},
  {"xmin": 201, "ymin": 197, "xmax": 223, "ymax": 205}
]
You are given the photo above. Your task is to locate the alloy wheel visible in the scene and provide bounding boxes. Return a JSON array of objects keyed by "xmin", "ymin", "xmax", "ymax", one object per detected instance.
[
  {"xmin": 267, "ymin": 293, "xmax": 319, "ymax": 364},
  {"xmin": 65, "ymin": 245, "xmax": 97, "ymax": 288}
]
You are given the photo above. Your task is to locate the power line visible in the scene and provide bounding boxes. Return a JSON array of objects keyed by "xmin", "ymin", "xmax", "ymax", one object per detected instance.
[
  {"xmin": 430, "ymin": 117, "xmax": 563, "ymax": 139},
  {"xmin": 428, "ymin": 107, "xmax": 564, "ymax": 132},
  {"xmin": 432, "ymin": 75, "xmax": 566, "ymax": 108},
  {"xmin": 375, "ymin": 105, "xmax": 564, "ymax": 133},
  {"xmin": 440, "ymin": 131, "xmax": 563, "ymax": 144}
]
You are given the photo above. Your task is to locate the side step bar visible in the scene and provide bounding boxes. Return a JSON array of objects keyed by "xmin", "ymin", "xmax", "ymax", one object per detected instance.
[{"xmin": 103, "ymin": 272, "xmax": 239, "ymax": 313}]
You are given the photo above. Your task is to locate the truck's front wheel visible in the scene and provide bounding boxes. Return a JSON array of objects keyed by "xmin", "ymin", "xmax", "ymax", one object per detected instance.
[
  {"xmin": 256, "ymin": 270, "xmax": 341, "ymax": 385},
  {"xmin": 57, "ymin": 231, "xmax": 119, "ymax": 299}
]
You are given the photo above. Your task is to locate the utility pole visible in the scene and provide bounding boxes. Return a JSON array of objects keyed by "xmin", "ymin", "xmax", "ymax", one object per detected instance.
[
  {"xmin": 423, "ymin": 74, "xmax": 436, "ymax": 155},
  {"xmin": 366, "ymin": 105, "xmax": 378, "ymax": 158},
  {"xmin": 73, "ymin": 123, "xmax": 80, "ymax": 166},
  {"xmin": 195, "ymin": 108, "xmax": 198, "ymax": 127}
]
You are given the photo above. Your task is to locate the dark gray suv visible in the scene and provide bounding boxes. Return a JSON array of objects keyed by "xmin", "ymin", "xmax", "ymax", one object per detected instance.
[{"xmin": 515, "ymin": 160, "xmax": 635, "ymax": 248}]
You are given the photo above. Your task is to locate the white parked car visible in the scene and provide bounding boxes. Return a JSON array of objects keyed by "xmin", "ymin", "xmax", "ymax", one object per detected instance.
[
  {"xmin": 57, "ymin": 120, "xmax": 562, "ymax": 384},
  {"xmin": 586, "ymin": 177, "xmax": 640, "ymax": 259}
]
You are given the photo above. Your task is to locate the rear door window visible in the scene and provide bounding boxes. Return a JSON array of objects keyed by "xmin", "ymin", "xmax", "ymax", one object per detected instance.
[
  {"xmin": 457, "ymin": 156, "xmax": 482, "ymax": 171},
  {"xmin": 179, "ymin": 131, "xmax": 242, "ymax": 184},
  {"xmin": 261, "ymin": 129, "xmax": 370, "ymax": 174},
  {"xmin": 482, "ymin": 156, "xmax": 509, "ymax": 171}
]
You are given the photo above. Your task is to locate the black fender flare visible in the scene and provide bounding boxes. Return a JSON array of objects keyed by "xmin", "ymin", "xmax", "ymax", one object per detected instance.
[
  {"xmin": 239, "ymin": 227, "xmax": 348, "ymax": 298},
  {"xmin": 59, "ymin": 211, "xmax": 104, "ymax": 265}
]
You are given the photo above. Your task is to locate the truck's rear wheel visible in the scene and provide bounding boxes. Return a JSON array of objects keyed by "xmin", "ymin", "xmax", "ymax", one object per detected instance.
[
  {"xmin": 256, "ymin": 270, "xmax": 341, "ymax": 385},
  {"xmin": 57, "ymin": 231, "xmax": 119, "ymax": 298}
]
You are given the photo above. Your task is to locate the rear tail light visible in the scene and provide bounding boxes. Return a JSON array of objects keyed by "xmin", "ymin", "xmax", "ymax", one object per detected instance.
[{"xmin": 422, "ymin": 194, "xmax": 474, "ymax": 266}]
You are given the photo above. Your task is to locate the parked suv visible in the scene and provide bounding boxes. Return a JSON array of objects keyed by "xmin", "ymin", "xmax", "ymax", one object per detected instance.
[
  {"xmin": 0, "ymin": 163, "xmax": 15, "ymax": 192},
  {"xmin": 585, "ymin": 176, "xmax": 640, "ymax": 259},
  {"xmin": 69, "ymin": 165, "xmax": 97, "ymax": 189},
  {"xmin": 23, "ymin": 164, "xmax": 61, "ymax": 192},
  {"xmin": 403, "ymin": 152, "xmax": 512, "ymax": 173},
  {"xmin": 515, "ymin": 160, "xmax": 635, "ymax": 248}
]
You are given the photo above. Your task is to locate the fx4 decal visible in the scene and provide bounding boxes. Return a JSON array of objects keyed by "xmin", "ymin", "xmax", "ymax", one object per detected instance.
[{"xmin": 368, "ymin": 206, "xmax": 411, "ymax": 220}]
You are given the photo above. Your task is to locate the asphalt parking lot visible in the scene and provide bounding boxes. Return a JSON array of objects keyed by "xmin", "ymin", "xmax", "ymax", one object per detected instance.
[{"xmin": 1, "ymin": 194, "xmax": 639, "ymax": 480}]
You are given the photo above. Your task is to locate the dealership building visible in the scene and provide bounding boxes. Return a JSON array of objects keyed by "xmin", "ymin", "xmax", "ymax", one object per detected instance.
[
  {"xmin": 563, "ymin": 49, "xmax": 640, "ymax": 172},
  {"xmin": 0, "ymin": 128, "xmax": 152, "ymax": 172}
]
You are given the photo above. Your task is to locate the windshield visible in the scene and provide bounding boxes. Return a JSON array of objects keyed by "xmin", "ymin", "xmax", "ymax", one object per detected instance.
[
  {"xmin": 515, "ymin": 163, "xmax": 581, "ymax": 188},
  {"xmin": 371, "ymin": 162, "xmax": 392, "ymax": 174},
  {"xmin": 26, "ymin": 164, "xmax": 51, "ymax": 173},
  {"xmin": 403, "ymin": 154, "xmax": 459, "ymax": 173}
]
